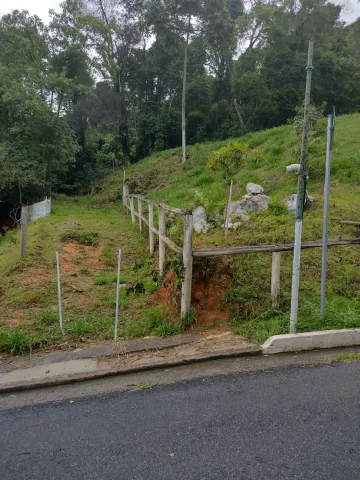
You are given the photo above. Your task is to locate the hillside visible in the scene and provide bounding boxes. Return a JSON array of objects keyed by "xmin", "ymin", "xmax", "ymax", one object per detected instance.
[
  {"xmin": 103, "ymin": 113, "xmax": 360, "ymax": 340},
  {"xmin": 1, "ymin": 113, "xmax": 360, "ymax": 353}
]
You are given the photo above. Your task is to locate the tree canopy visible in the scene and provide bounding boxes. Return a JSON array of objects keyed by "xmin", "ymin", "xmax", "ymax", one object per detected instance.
[{"xmin": 0, "ymin": 0, "xmax": 359, "ymax": 202}]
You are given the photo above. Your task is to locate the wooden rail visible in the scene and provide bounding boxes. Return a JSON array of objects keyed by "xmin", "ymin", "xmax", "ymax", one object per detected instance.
[
  {"xmin": 123, "ymin": 185, "xmax": 193, "ymax": 318},
  {"xmin": 123, "ymin": 184, "xmax": 360, "ymax": 319},
  {"xmin": 193, "ymin": 238, "xmax": 360, "ymax": 257}
]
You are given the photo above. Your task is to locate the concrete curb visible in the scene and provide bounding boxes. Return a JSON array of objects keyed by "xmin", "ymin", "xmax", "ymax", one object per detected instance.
[
  {"xmin": 0, "ymin": 345, "xmax": 261, "ymax": 394},
  {"xmin": 262, "ymin": 329, "xmax": 360, "ymax": 354}
]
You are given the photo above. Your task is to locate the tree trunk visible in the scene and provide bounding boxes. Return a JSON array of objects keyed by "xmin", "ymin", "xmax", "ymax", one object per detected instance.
[
  {"xmin": 182, "ymin": 14, "xmax": 191, "ymax": 165},
  {"xmin": 233, "ymin": 98, "xmax": 245, "ymax": 130}
]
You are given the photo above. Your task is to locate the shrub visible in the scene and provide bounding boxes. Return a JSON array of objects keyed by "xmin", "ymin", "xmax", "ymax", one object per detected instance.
[{"xmin": 208, "ymin": 141, "xmax": 250, "ymax": 183}]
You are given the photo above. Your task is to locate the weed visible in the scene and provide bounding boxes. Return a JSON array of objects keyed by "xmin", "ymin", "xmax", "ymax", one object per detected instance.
[
  {"xmin": 60, "ymin": 231, "xmax": 100, "ymax": 246},
  {"xmin": 37, "ymin": 310, "xmax": 58, "ymax": 325},
  {"xmin": 80, "ymin": 267, "xmax": 91, "ymax": 275},
  {"xmin": 332, "ymin": 353, "xmax": 360, "ymax": 364},
  {"xmin": 0, "ymin": 329, "xmax": 30, "ymax": 354}
]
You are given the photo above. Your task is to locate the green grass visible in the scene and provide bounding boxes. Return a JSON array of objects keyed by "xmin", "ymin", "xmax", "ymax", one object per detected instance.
[
  {"xmin": 332, "ymin": 353, "xmax": 360, "ymax": 364},
  {"xmin": 1, "ymin": 114, "xmax": 360, "ymax": 352},
  {"xmin": 101, "ymin": 113, "xmax": 360, "ymax": 343},
  {"xmin": 0, "ymin": 196, "xmax": 166, "ymax": 353}
]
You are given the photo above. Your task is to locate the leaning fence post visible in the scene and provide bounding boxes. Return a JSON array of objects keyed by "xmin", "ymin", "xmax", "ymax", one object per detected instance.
[
  {"xmin": 148, "ymin": 203, "xmax": 154, "ymax": 254},
  {"xmin": 138, "ymin": 198, "xmax": 143, "ymax": 233},
  {"xmin": 20, "ymin": 206, "xmax": 29, "ymax": 258},
  {"xmin": 158, "ymin": 206, "xmax": 166, "ymax": 275},
  {"xmin": 56, "ymin": 251, "xmax": 65, "ymax": 336},
  {"xmin": 181, "ymin": 214, "xmax": 194, "ymax": 319},
  {"xmin": 271, "ymin": 252, "xmax": 281, "ymax": 309},
  {"xmin": 130, "ymin": 197, "xmax": 135, "ymax": 224}
]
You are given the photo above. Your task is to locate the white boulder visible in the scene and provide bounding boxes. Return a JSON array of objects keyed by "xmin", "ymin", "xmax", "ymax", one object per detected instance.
[
  {"xmin": 229, "ymin": 195, "xmax": 270, "ymax": 217},
  {"xmin": 246, "ymin": 183, "xmax": 264, "ymax": 195},
  {"xmin": 193, "ymin": 206, "xmax": 211, "ymax": 233}
]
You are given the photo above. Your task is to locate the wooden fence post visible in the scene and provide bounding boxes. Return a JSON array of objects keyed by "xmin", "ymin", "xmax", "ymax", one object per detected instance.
[
  {"xmin": 271, "ymin": 252, "xmax": 281, "ymax": 309},
  {"xmin": 130, "ymin": 197, "xmax": 136, "ymax": 224},
  {"xmin": 138, "ymin": 198, "xmax": 143, "ymax": 233},
  {"xmin": 20, "ymin": 206, "xmax": 29, "ymax": 258},
  {"xmin": 158, "ymin": 206, "xmax": 166, "ymax": 275},
  {"xmin": 181, "ymin": 214, "xmax": 194, "ymax": 319},
  {"xmin": 123, "ymin": 184, "xmax": 128, "ymax": 213},
  {"xmin": 148, "ymin": 203, "xmax": 154, "ymax": 254}
]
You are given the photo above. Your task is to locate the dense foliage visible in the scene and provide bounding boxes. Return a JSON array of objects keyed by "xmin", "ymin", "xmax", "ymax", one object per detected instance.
[{"xmin": 0, "ymin": 0, "xmax": 359, "ymax": 202}]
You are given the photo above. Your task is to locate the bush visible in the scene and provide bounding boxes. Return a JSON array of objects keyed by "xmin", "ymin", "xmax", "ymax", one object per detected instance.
[{"xmin": 208, "ymin": 141, "xmax": 250, "ymax": 183}]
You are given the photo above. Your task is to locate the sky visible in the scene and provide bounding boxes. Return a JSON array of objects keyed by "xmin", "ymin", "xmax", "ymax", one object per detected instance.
[{"xmin": 0, "ymin": 0, "xmax": 359, "ymax": 24}]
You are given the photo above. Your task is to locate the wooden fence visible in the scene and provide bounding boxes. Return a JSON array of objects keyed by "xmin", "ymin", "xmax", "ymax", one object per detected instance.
[
  {"xmin": 123, "ymin": 185, "xmax": 193, "ymax": 318},
  {"xmin": 123, "ymin": 185, "xmax": 360, "ymax": 315}
]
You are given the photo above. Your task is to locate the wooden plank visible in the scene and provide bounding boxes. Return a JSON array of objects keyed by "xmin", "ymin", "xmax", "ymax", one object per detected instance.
[
  {"xmin": 157, "ymin": 202, "xmax": 192, "ymax": 216},
  {"xmin": 127, "ymin": 194, "xmax": 191, "ymax": 216},
  {"xmin": 148, "ymin": 203, "xmax": 154, "ymax": 255},
  {"xmin": 158, "ymin": 206, "xmax": 166, "ymax": 274},
  {"xmin": 271, "ymin": 252, "xmax": 281, "ymax": 309},
  {"xmin": 151, "ymin": 226, "xmax": 182, "ymax": 254},
  {"xmin": 130, "ymin": 197, "xmax": 136, "ymax": 225},
  {"xmin": 340, "ymin": 221, "xmax": 360, "ymax": 226},
  {"xmin": 181, "ymin": 214, "xmax": 194, "ymax": 319},
  {"xmin": 193, "ymin": 238, "xmax": 360, "ymax": 257}
]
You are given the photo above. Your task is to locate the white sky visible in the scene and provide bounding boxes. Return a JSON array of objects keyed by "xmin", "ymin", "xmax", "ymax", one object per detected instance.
[{"xmin": 0, "ymin": 0, "xmax": 359, "ymax": 24}]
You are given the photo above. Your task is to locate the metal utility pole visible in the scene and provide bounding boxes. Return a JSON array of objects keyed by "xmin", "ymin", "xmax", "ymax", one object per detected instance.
[
  {"xmin": 290, "ymin": 39, "xmax": 314, "ymax": 333},
  {"xmin": 320, "ymin": 111, "xmax": 335, "ymax": 322}
]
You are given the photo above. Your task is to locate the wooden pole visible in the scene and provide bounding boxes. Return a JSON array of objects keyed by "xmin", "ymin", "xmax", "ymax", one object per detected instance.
[
  {"xmin": 148, "ymin": 203, "xmax": 154, "ymax": 254},
  {"xmin": 130, "ymin": 197, "xmax": 136, "ymax": 224},
  {"xmin": 114, "ymin": 249, "xmax": 122, "ymax": 341},
  {"xmin": 225, "ymin": 180, "xmax": 233, "ymax": 241},
  {"xmin": 20, "ymin": 206, "xmax": 28, "ymax": 258},
  {"xmin": 181, "ymin": 214, "xmax": 194, "ymax": 319},
  {"xmin": 56, "ymin": 251, "xmax": 65, "ymax": 336},
  {"xmin": 271, "ymin": 252, "xmax": 281, "ymax": 309},
  {"xmin": 158, "ymin": 206, "xmax": 166, "ymax": 275},
  {"xmin": 138, "ymin": 198, "xmax": 143, "ymax": 233}
]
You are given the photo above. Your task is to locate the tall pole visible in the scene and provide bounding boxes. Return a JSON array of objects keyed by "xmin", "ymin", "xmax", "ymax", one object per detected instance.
[
  {"xmin": 181, "ymin": 14, "xmax": 191, "ymax": 164},
  {"xmin": 320, "ymin": 113, "xmax": 335, "ymax": 322},
  {"xmin": 290, "ymin": 39, "xmax": 314, "ymax": 333},
  {"xmin": 114, "ymin": 249, "xmax": 122, "ymax": 341},
  {"xmin": 56, "ymin": 251, "xmax": 65, "ymax": 336}
]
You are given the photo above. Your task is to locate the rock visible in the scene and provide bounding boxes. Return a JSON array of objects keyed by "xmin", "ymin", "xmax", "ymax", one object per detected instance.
[
  {"xmin": 284, "ymin": 194, "xmax": 297, "ymax": 213},
  {"xmin": 222, "ymin": 215, "xmax": 250, "ymax": 230},
  {"xmin": 246, "ymin": 183, "xmax": 264, "ymax": 195},
  {"xmin": 284, "ymin": 193, "xmax": 315, "ymax": 213},
  {"xmin": 229, "ymin": 194, "xmax": 270, "ymax": 217},
  {"xmin": 286, "ymin": 164, "xmax": 300, "ymax": 174},
  {"xmin": 193, "ymin": 206, "xmax": 211, "ymax": 233}
]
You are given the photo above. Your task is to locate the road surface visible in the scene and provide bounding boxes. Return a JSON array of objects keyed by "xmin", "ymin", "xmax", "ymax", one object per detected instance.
[{"xmin": 1, "ymin": 360, "xmax": 360, "ymax": 479}]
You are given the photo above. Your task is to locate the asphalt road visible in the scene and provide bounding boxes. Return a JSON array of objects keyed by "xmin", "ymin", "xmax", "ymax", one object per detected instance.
[{"xmin": 1, "ymin": 361, "xmax": 360, "ymax": 480}]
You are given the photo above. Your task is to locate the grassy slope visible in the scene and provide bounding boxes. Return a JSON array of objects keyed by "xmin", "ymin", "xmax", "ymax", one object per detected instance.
[
  {"xmin": 104, "ymin": 113, "xmax": 360, "ymax": 341},
  {"xmin": 1, "ymin": 114, "xmax": 359, "ymax": 352},
  {"xmin": 0, "ymin": 197, "xmax": 179, "ymax": 353}
]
